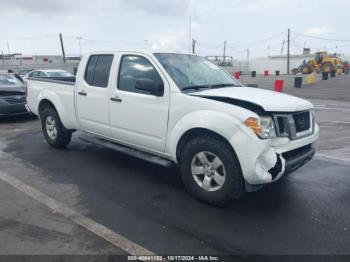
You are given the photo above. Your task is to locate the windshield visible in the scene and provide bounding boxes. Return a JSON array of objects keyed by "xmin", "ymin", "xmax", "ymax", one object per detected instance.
[
  {"xmin": 19, "ymin": 70, "xmax": 33, "ymax": 76},
  {"xmin": 0, "ymin": 74, "xmax": 22, "ymax": 87},
  {"xmin": 46, "ymin": 71, "xmax": 73, "ymax": 77},
  {"xmin": 154, "ymin": 53, "xmax": 241, "ymax": 91}
]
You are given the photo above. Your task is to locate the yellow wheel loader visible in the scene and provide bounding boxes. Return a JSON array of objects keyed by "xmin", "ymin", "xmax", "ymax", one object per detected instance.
[{"xmin": 299, "ymin": 52, "xmax": 343, "ymax": 74}]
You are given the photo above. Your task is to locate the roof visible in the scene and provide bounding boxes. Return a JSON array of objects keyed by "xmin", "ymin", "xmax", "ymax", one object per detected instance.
[
  {"xmin": 83, "ymin": 50, "xmax": 198, "ymax": 57},
  {"xmin": 33, "ymin": 69, "xmax": 68, "ymax": 73}
]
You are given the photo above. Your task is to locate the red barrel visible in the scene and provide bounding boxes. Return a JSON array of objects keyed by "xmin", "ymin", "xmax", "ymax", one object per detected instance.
[
  {"xmin": 234, "ymin": 71, "xmax": 240, "ymax": 79},
  {"xmin": 274, "ymin": 80, "xmax": 284, "ymax": 92},
  {"xmin": 264, "ymin": 70, "xmax": 269, "ymax": 76}
]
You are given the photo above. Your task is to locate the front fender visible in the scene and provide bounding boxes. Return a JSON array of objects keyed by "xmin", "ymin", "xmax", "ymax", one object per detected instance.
[{"xmin": 166, "ymin": 110, "xmax": 246, "ymax": 162}]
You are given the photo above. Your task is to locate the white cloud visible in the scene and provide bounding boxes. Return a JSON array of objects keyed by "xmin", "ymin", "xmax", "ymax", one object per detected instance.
[
  {"xmin": 229, "ymin": 0, "xmax": 289, "ymax": 13},
  {"xmin": 305, "ymin": 26, "xmax": 331, "ymax": 36},
  {"xmin": 150, "ymin": 30, "xmax": 188, "ymax": 51},
  {"xmin": 116, "ymin": 0, "xmax": 189, "ymax": 16},
  {"xmin": 0, "ymin": 0, "xmax": 86, "ymax": 16}
]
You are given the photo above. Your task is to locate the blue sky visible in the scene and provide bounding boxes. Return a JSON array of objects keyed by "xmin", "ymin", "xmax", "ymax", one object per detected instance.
[{"xmin": 0, "ymin": 0, "xmax": 349, "ymax": 58}]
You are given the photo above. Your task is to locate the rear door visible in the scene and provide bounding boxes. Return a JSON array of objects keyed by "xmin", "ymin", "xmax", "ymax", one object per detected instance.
[{"xmin": 76, "ymin": 54, "xmax": 114, "ymax": 136}]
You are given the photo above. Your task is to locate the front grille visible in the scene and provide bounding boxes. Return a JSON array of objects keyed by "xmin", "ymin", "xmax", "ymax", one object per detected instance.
[
  {"xmin": 3, "ymin": 96, "xmax": 26, "ymax": 105},
  {"xmin": 293, "ymin": 112, "xmax": 311, "ymax": 133},
  {"xmin": 276, "ymin": 117, "xmax": 286, "ymax": 135},
  {"xmin": 273, "ymin": 111, "xmax": 314, "ymax": 140}
]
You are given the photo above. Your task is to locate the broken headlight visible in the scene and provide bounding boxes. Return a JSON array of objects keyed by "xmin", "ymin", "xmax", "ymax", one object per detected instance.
[{"xmin": 245, "ymin": 116, "xmax": 276, "ymax": 139}]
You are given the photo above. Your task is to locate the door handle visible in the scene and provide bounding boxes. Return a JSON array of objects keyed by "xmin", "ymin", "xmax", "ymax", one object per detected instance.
[
  {"xmin": 78, "ymin": 91, "xmax": 87, "ymax": 96},
  {"xmin": 111, "ymin": 96, "xmax": 122, "ymax": 103}
]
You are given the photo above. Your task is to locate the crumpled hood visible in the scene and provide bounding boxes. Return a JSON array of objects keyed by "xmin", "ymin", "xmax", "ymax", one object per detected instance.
[{"xmin": 191, "ymin": 86, "xmax": 314, "ymax": 112}]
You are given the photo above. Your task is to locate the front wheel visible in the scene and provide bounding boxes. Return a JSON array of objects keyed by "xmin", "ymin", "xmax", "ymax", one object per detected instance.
[
  {"xmin": 40, "ymin": 107, "xmax": 72, "ymax": 148},
  {"xmin": 179, "ymin": 135, "xmax": 245, "ymax": 206},
  {"xmin": 299, "ymin": 64, "xmax": 314, "ymax": 75}
]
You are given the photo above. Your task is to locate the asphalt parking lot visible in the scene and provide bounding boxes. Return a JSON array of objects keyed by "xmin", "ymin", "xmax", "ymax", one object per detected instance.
[{"xmin": 0, "ymin": 75, "xmax": 349, "ymax": 259}]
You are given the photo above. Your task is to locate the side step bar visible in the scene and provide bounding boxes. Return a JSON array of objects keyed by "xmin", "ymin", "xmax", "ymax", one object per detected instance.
[{"xmin": 78, "ymin": 134, "xmax": 173, "ymax": 167}]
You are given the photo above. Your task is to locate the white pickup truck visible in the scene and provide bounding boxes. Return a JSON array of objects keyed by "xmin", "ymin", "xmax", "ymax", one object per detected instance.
[{"xmin": 27, "ymin": 51, "xmax": 319, "ymax": 205}]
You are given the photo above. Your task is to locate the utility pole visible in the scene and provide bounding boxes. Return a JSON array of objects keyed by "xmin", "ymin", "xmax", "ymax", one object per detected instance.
[
  {"xmin": 59, "ymin": 33, "xmax": 66, "ymax": 63},
  {"xmin": 247, "ymin": 48, "xmax": 250, "ymax": 70},
  {"xmin": 281, "ymin": 40, "xmax": 285, "ymax": 55},
  {"xmin": 188, "ymin": 16, "xmax": 192, "ymax": 55},
  {"xmin": 192, "ymin": 39, "xmax": 196, "ymax": 54},
  {"xmin": 287, "ymin": 28, "xmax": 290, "ymax": 75},
  {"xmin": 77, "ymin": 37, "xmax": 83, "ymax": 58},
  {"xmin": 6, "ymin": 42, "xmax": 11, "ymax": 55},
  {"xmin": 223, "ymin": 40, "xmax": 227, "ymax": 62}
]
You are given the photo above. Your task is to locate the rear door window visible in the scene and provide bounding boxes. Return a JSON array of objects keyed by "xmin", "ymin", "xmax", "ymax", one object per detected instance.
[
  {"xmin": 85, "ymin": 56, "xmax": 98, "ymax": 85},
  {"xmin": 84, "ymin": 55, "xmax": 113, "ymax": 88}
]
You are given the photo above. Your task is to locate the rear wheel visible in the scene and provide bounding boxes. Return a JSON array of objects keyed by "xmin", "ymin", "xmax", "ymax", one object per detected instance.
[
  {"xmin": 179, "ymin": 135, "xmax": 245, "ymax": 206},
  {"xmin": 40, "ymin": 107, "xmax": 72, "ymax": 148}
]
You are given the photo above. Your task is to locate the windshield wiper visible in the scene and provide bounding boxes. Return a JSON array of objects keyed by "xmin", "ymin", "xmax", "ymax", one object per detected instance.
[
  {"xmin": 211, "ymin": 84, "xmax": 240, "ymax": 88},
  {"xmin": 182, "ymin": 83, "xmax": 238, "ymax": 91},
  {"xmin": 182, "ymin": 85, "xmax": 212, "ymax": 91}
]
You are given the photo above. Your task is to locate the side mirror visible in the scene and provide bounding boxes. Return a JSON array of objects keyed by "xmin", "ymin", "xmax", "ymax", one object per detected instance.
[{"xmin": 135, "ymin": 78, "xmax": 164, "ymax": 96}]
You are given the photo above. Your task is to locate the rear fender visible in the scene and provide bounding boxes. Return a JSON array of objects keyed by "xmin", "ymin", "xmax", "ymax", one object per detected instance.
[{"xmin": 37, "ymin": 90, "xmax": 71, "ymax": 128}]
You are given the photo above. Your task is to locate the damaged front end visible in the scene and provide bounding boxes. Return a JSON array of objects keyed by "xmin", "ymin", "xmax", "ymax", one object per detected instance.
[{"xmin": 246, "ymin": 143, "xmax": 316, "ymax": 192}]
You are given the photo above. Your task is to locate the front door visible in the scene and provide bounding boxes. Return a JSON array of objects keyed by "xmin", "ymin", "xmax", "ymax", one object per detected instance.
[{"xmin": 109, "ymin": 54, "xmax": 169, "ymax": 153}]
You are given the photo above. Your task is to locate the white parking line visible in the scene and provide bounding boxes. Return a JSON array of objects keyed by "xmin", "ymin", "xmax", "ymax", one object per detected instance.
[
  {"xmin": 0, "ymin": 171, "xmax": 155, "ymax": 257},
  {"xmin": 314, "ymin": 103, "xmax": 350, "ymax": 109},
  {"xmin": 317, "ymin": 119, "xmax": 350, "ymax": 125},
  {"xmin": 316, "ymin": 154, "xmax": 350, "ymax": 163},
  {"xmin": 315, "ymin": 107, "xmax": 350, "ymax": 112}
]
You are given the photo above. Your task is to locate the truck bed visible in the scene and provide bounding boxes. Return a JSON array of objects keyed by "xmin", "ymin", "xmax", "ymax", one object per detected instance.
[{"xmin": 26, "ymin": 77, "xmax": 78, "ymax": 129}]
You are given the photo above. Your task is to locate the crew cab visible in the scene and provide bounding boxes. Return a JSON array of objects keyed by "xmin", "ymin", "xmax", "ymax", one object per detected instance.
[{"xmin": 26, "ymin": 51, "xmax": 319, "ymax": 205}]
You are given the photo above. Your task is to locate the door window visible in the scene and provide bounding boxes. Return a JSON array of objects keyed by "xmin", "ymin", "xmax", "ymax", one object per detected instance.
[
  {"xmin": 84, "ymin": 55, "xmax": 114, "ymax": 88},
  {"xmin": 38, "ymin": 71, "xmax": 47, "ymax": 77},
  {"xmin": 29, "ymin": 71, "xmax": 40, "ymax": 77},
  {"xmin": 118, "ymin": 55, "xmax": 163, "ymax": 95}
]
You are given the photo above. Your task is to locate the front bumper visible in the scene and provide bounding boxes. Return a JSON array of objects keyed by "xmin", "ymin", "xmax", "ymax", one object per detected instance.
[
  {"xmin": 0, "ymin": 103, "xmax": 31, "ymax": 117},
  {"xmin": 284, "ymin": 145, "xmax": 316, "ymax": 175},
  {"xmin": 236, "ymin": 123, "xmax": 319, "ymax": 188}
]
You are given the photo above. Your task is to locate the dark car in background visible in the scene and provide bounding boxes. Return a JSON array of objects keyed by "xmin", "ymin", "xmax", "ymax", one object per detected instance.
[{"xmin": 0, "ymin": 74, "xmax": 31, "ymax": 117}]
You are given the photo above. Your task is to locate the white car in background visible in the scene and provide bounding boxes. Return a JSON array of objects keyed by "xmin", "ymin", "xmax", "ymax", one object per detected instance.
[{"xmin": 22, "ymin": 69, "xmax": 75, "ymax": 81}]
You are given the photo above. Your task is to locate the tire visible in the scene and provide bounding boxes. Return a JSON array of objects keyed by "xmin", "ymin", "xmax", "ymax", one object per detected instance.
[
  {"xmin": 40, "ymin": 106, "xmax": 72, "ymax": 148},
  {"xmin": 321, "ymin": 62, "xmax": 335, "ymax": 73},
  {"xmin": 299, "ymin": 64, "xmax": 313, "ymax": 75},
  {"xmin": 179, "ymin": 135, "xmax": 245, "ymax": 206}
]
